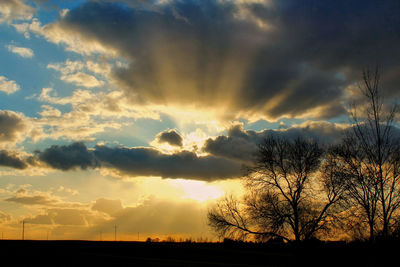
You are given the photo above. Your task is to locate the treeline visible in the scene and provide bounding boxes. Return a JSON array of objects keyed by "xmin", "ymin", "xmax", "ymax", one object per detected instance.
[{"xmin": 208, "ymin": 68, "xmax": 400, "ymax": 243}]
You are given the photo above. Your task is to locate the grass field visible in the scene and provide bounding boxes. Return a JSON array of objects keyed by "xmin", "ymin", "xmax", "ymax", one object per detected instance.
[{"xmin": 1, "ymin": 239, "xmax": 398, "ymax": 266}]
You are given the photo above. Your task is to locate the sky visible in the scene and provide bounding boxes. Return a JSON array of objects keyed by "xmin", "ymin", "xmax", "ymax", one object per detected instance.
[{"xmin": 0, "ymin": 0, "xmax": 400, "ymax": 241}]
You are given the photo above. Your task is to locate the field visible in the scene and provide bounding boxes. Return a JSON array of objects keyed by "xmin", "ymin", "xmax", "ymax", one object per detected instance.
[{"xmin": 1, "ymin": 239, "xmax": 399, "ymax": 266}]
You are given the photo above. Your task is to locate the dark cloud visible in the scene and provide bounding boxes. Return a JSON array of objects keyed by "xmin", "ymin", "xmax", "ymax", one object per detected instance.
[
  {"xmin": 203, "ymin": 122, "xmax": 347, "ymax": 162},
  {"xmin": 0, "ymin": 110, "xmax": 26, "ymax": 142},
  {"xmin": 35, "ymin": 142, "xmax": 99, "ymax": 171},
  {"xmin": 35, "ymin": 122, "xmax": 346, "ymax": 178},
  {"xmin": 203, "ymin": 125, "xmax": 259, "ymax": 163},
  {"xmin": 5, "ymin": 194, "xmax": 58, "ymax": 206},
  {"xmin": 29, "ymin": 120, "xmax": 352, "ymax": 179},
  {"xmin": 49, "ymin": 0, "xmax": 400, "ymax": 120},
  {"xmin": 156, "ymin": 129, "xmax": 183, "ymax": 147},
  {"xmin": 0, "ymin": 150, "xmax": 28, "ymax": 169},
  {"xmin": 28, "ymin": 121, "xmax": 400, "ymax": 179},
  {"xmin": 93, "ymin": 145, "xmax": 242, "ymax": 180},
  {"xmin": 34, "ymin": 142, "xmax": 242, "ymax": 180}
]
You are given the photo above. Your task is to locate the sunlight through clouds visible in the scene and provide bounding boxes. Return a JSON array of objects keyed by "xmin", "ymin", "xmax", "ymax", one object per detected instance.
[
  {"xmin": 0, "ymin": 0, "xmax": 399, "ymax": 242},
  {"xmin": 168, "ymin": 179, "xmax": 225, "ymax": 202}
]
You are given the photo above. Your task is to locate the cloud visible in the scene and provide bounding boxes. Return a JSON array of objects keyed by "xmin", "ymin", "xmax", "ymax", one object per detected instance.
[
  {"xmin": 0, "ymin": 150, "xmax": 28, "ymax": 169},
  {"xmin": 12, "ymin": 120, "xmax": 350, "ymax": 178},
  {"xmin": 5, "ymin": 188, "xmax": 103, "ymax": 226},
  {"xmin": 0, "ymin": 110, "xmax": 26, "ymax": 143},
  {"xmin": 92, "ymin": 198, "xmax": 123, "ymax": 216},
  {"xmin": 0, "ymin": 210, "xmax": 11, "ymax": 222},
  {"xmin": 37, "ymin": 87, "xmax": 158, "ymax": 120},
  {"xmin": 57, "ymin": 186, "xmax": 79, "ymax": 196},
  {"xmin": 34, "ymin": 142, "xmax": 99, "ymax": 171},
  {"xmin": 26, "ymin": 208, "xmax": 106, "ymax": 226},
  {"xmin": 93, "ymin": 145, "xmax": 242, "ymax": 180},
  {"xmin": 203, "ymin": 121, "xmax": 349, "ymax": 162},
  {"xmin": 10, "ymin": 193, "xmax": 209, "ymax": 237},
  {"xmin": 203, "ymin": 125, "xmax": 259, "ymax": 163},
  {"xmin": 34, "ymin": 142, "xmax": 242, "ymax": 180},
  {"xmin": 6, "ymin": 44, "xmax": 34, "ymax": 58},
  {"xmin": 45, "ymin": 208, "xmax": 100, "ymax": 226},
  {"xmin": 0, "ymin": 0, "xmax": 35, "ymax": 24},
  {"xmin": 33, "ymin": 0, "xmax": 400, "ymax": 121},
  {"xmin": 0, "ymin": 76, "xmax": 20, "ymax": 94},
  {"xmin": 47, "ymin": 60, "xmax": 84, "ymax": 74},
  {"xmin": 11, "ymin": 22, "xmax": 31, "ymax": 38},
  {"xmin": 5, "ymin": 194, "xmax": 56, "ymax": 205},
  {"xmin": 4, "ymin": 189, "xmax": 61, "ymax": 206},
  {"xmin": 25, "ymin": 214, "xmax": 53, "ymax": 224},
  {"xmin": 47, "ymin": 59, "xmax": 112, "ymax": 77},
  {"xmin": 47, "ymin": 60, "xmax": 104, "ymax": 88},
  {"xmin": 155, "ymin": 129, "xmax": 183, "ymax": 147},
  {"xmin": 98, "ymin": 197, "xmax": 209, "ymax": 236},
  {"xmin": 33, "ymin": 87, "xmax": 160, "ymax": 142},
  {"xmin": 60, "ymin": 72, "xmax": 104, "ymax": 88},
  {"xmin": 23, "ymin": 17, "xmax": 116, "ymax": 55},
  {"xmin": 18, "ymin": 197, "xmax": 210, "ymax": 239}
]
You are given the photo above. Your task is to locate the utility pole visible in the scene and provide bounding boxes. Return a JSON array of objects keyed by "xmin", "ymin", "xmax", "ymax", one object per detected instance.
[
  {"xmin": 114, "ymin": 225, "xmax": 117, "ymax": 241},
  {"xmin": 22, "ymin": 220, "xmax": 25, "ymax": 240}
]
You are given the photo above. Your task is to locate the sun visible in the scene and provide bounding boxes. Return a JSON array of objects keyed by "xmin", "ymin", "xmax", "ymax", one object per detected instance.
[{"xmin": 168, "ymin": 179, "xmax": 225, "ymax": 202}]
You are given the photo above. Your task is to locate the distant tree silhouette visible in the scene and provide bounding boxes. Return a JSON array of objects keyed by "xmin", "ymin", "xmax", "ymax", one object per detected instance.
[
  {"xmin": 208, "ymin": 137, "xmax": 345, "ymax": 242},
  {"xmin": 331, "ymin": 67, "xmax": 400, "ymax": 241}
]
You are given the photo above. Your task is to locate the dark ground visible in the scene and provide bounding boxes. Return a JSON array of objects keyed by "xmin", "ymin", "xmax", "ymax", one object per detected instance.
[{"xmin": 0, "ymin": 239, "xmax": 398, "ymax": 266}]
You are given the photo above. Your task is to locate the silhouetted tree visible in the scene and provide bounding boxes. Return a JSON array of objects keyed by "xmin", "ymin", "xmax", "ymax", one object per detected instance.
[
  {"xmin": 332, "ymin": 67, "xmax": 400, "ymax": 241},
  {"xmin": 327, "ymin": 141, "xmax": 380, "ymax": 241},
  {"xmin": 208, "ymin": 137, "xmax": 345, "ymax": 242}
]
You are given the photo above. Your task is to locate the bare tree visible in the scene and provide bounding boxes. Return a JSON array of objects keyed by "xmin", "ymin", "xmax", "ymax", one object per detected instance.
[
  {"xmin": 332, "ymin": 67, "xmax": 400, "ymax": 240},
  {"xmin": 208, "ymin": 137, "xmax": 345, "ymax": 242},
  {"xmin": 327, "ymin": 141, "xmax": 380, "ymax": 241}
]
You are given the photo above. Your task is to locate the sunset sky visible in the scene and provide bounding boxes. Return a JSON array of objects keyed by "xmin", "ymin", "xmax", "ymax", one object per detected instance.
[{"xmin": 0, "ymin": 0, "xmax": 399, "ymax": 241}]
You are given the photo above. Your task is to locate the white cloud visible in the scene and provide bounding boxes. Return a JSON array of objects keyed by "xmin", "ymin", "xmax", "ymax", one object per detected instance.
[
  {"xmin": 60, "ymin": 72, "xmax": 104, "ymax": 88},
  {"xmin": 12, "ymin": 18, "xmax": 42, "ymax": 39},
  {"xmin": 47, "ymin": 60, "xmax": 84, "ymax": 75},
  {"xmin": 0, "ymin": 0, "xmax": 35, "ymax": 24},
  {"xmin": 38, "ymin": 105, "xmax": 62, "ymax": 118},
  {"xmin": 17, "ymin": 18, "xmax": 116, "ymax": 56},
  {"xmin": 47, "ymin": 60, "xmax": 104, "ymax": 88},
  {"xmin": 0, "ymin": 76, "xmax": 20, "ymax": 94},
  {"xmin": 11, "ymin": 22, "xmax": 30, "ymax": 38},
  {"xmin": 6, "ymin": 44, "xmax": 34, "ymax": 58}
]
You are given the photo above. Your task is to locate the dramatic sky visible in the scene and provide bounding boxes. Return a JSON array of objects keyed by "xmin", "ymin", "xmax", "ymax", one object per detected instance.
[{"xmin": 0, "ymin": 0, "xmax": 399, "ymax": 241}]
